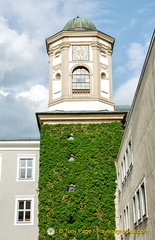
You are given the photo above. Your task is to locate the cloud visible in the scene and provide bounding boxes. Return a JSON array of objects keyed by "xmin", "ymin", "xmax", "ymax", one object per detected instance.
[
  {"xmin": 16, "ymin": 85, "xmax": 48, "ymax": 111},
  {"xmin": 0, "ymin": 94, "xmax": 39, "ymax": 138},
  {"xmin": 114, "ymin": 76, "xmax": 139, "ymax": 105},
  {"xmin": 138, "ymin": 2, "xmax": 155, "ymax": 14},
  {"xmin": 114, "ymin": 41, "xmax": 149, "ymax": 104},
  {"xmin": 0, "ymin": 16, "xmax": 48, "ymax": 92},
  {"xmin": 114, "ymin": 41, "xmax": 148, "ymax": 76},
  {"xmin": 126, "ymin": 42, "xmax": 149, "ymax": 72},
  {"xmin": 0, "ymin": 89, "xmax": 9, "ymax": 97},
  {"xmin": 0, "ymin": 85, "xmax": 48, "ymax": 138}
]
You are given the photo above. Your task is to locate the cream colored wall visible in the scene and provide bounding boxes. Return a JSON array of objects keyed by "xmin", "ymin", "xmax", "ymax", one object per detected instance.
[
  {"xmin": 47, "ymin": 31, "xmax": 114, "ymax": 111},
  {"xmin": 116, "ymin": 34, "xmax": 155, "ymax": 240}
]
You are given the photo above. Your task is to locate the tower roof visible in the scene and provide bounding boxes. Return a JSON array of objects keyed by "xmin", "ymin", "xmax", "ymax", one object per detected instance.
[{"xmin": 63, "ymin": 17, "xmax": 97, "ymax": 31}]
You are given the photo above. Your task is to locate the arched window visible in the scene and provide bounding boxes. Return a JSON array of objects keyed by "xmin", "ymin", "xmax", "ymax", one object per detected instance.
[{"xmin": 72, "ymin": 67, "xmax": 90, "ymax": 90}]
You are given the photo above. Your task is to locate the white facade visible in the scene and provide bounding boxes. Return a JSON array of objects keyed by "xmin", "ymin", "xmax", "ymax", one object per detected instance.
[
  {"xmin": 46, "ymin": 30, "xmax": 115, "ymax": 112},
  {"xmin": 0, "ymin": 140, "xmax": 39, "ymax": 240}
]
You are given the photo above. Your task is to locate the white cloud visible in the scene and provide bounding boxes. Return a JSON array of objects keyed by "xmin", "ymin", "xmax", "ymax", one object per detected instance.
[
  {"xmin": 138, "ymin": 2, "xmax": 155, "ymax": 14},
  {"xmin": 16, "ymin": 85, "xmax": 49, "ymax": 112},
  {"xmin": 16, "ymin": 85, "xmax": 48, "ymax": 102},
  {"xmin": 126, "ymin": 42, "xmax": 149, "ymax": 72},
  {"xmin": 0, "ymin": 89, "xmax": 9, "ymax": 97},
  {"xmin": 114, "ymin": 76, "xmax": 139, "ymax": 105},
  {"xmin": 0, "ymin": 16, "xmax": 48, "ymax": 92},
  {"xmin": 0, "ymin": 93, "xmax": 40, "ymax": 138},
  {"xmin": 114, "ymin": 41, "xmax": 149, "ymax": 104}
]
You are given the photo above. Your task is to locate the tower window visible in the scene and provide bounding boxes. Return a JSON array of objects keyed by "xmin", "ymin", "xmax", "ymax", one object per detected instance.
[{"xmin": 72, "ymin": 67, "xmax": 90, "ymax": 90}]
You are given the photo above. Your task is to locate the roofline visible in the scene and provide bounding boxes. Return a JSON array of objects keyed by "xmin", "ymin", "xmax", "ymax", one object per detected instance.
[
  {"xmin": 0, "ymin": 138, "xmax": 40, "ymax": 141},
  {"xmin": 116, "ymin": 29, "xmax": 155, "ymax": 160},
  {"xmin": 0, "ymin": 140, "xmax": 40, "ymax": 150},
  {"xmin": 124, "ymin": 29, "xmax": 155, "ymax": 128},
  {"xmin": 36, "ymin": 111, "xmax": 128, "ymax": 131},
  {"xmin": 45, "ymin": 30, "xmax": 115, "ymax": 53}
]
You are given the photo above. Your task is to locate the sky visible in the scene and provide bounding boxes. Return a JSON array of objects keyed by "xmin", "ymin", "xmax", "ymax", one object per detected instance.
[{"xmin": 0, "ymin": 0, "xmax": 154, "ymax": 138}]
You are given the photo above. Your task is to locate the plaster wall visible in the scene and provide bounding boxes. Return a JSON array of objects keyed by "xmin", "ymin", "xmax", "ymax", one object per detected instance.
[
  {"xmin": 0, "ymin": 142, "xmax": 39, "ymax": 240},
  {"xmin": 116, "ymin": 33, "xmax": 155, "ymax": 240}
]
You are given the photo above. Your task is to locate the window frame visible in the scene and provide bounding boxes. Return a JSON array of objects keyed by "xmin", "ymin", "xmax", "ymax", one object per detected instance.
[
  {"xmin": 17, "ymin": 154, "xmax": 36, "ymax": 181},
  {"xmin": 121, "ymin": 138, "xmax": 133, "ymax": 185},
  {"xmin": 132, "ymin": 179, "xmax": 148, "ymax": 226},
  {"xmin": 123, "ymin": 205, "xmax": 130, "ymax": 231},
  {"xmin": 72, "ymin": 67, "xmax": 90, "ymax": 91},
  {"xmin": 14, "ymin": 196, "xmax": 34, "ymax": 225}
]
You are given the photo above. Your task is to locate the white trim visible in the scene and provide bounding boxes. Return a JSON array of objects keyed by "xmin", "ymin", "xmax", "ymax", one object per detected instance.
[
  {"xmin": 0, "ymin": 140, "xmax": 40, "ymax": 151},
  {"xmin": 132, "ymin": 178, "xmax": 148, "ymax": 225},
  {"xmin": 0, "ymin": 141, "xmax": 39, "ymax": 144},
  {"xmin": 14, "ymin": 196, "xmax": 35, "ymax": 225},
  {"xmin": 17, "ymin": 154, "xmax": 36, "ymax": 181},
  {"xmin": 0, "ymin": 154, "xmax": 2, "ymax": 181},
  {"xmin": 0, "ymin": 147, "xmax": 39, "ymax": 151},
  {"xmin": 121, "ymin": 138, "xmax": 133, "ymax": 184},
  {"xmin": 123, "ymin": 204, "xmax": 130, "ymax": 231}
]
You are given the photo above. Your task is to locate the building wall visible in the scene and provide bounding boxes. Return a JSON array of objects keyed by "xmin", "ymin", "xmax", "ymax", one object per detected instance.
[
  {"xmin": 116, "ymin": 32, "xmax": 155, "ymax": 240},
  {"xmin": 0, "ymin": 140, "xmax": 39, "ymax": 240}
]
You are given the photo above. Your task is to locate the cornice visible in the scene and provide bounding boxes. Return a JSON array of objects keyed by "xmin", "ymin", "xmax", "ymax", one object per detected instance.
[
  {"xmin": 0, "ymin": 140, "xmax": 40, "ymax": 151},
  {"xmin": 46, "ymin": 30, "xmax": 115, "ymax": 53},
  {"xmin": 36, "ymin": 111, "xmax": 126, "ymax": 130}
]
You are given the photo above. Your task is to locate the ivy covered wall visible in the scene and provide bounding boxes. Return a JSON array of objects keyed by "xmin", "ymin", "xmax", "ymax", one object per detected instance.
[{"xmin": 38, "ymin": 122, "xmax": 123, "ymax": 240}]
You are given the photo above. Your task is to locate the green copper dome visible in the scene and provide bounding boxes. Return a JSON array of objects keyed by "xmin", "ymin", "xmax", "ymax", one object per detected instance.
[{"xmin": 63, "ymin": 17, "xmax": 97, "ymax": 31}]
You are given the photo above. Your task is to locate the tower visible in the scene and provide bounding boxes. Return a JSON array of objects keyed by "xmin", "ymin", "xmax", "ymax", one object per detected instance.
[
  {"xmin": 37, "ymin": 17, "xmax": 127, "ymax": 240},
  {"xmin": 46, "ymin": 17, "xmax": 115, "ymax": 112}
]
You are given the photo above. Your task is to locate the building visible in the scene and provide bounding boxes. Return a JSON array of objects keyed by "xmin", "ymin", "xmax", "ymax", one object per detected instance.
[
  {"xmin": 0, "ymin": 17, "xmax": 154, "ymax": 240},
  {"xmin": 116, "ymin": 31, "xmax": 155, "ymax": 239},
  {"xmin": 36, "ymin": 17, "xmax": 127, "ymax": 240},
  {"xmin": 0, "ymin": 139, "xmax": 39, "ymax": 240}
]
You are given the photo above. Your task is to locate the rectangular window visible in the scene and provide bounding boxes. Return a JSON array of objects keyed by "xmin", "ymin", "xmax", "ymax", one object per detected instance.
[
  {"xmin": 19, "ymin": 158, "xmax": 33, "ymax": 179},
  {"xmin": 136, "ymin": 189, "xmax": 141, "ymax": 221},
  {"xmin": 125, "ymin": 149, "xmax": 129, "ymax": 173},
  {"xmin": 121, "ymin": 162, "xmax": 124, "ymax": 183},
  {"xmin": 14, "ymin": 196, "xmax": 34, "ymax": 225},
  {"xmin": 18, "ymin": 200, "xmax": 31, "ymax": 222},
  {"xmin": 117, "ymin": 169, "xmax": 121, "ymax": 192},
  {"xmin": 123, "ymin": 205, "xmax": 129, "ymax": 231},
  {"xmin": 123, "ymin": 156, "xmax": 126, "ymax": 178},
  {"xmin": 128, "ymin": 140, "xmax": 132, "ymax": 167},
  {"xmin": 141, "ymin": 183, "xmax": 147, "ymax": 217},
  {"xmin": 119, "ymin": 213, "xmax": 123, "ymax": 238},
  {"xmin": 133, "ymin": 195, "xmax": 137, "ymax": 224},
  {"xmin": 132, "ymin": 179, "xmax": 147, "ymax": 225},
  {"xmin": 121, "ymin": 138, "xmax": 133, "ymax": 185},
  {"xmin": 17, "ymin": 155, "xmax": 36, "ymax": 181}
]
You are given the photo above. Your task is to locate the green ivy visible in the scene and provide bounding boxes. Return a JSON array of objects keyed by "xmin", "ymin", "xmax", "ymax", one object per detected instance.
[{"xmin": 38, "ymin": 122, "xmax": 123, "ymax": 239}]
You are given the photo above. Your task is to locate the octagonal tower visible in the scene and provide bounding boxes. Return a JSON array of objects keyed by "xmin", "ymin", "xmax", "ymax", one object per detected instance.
[{"xmin": 46, "ymin": 17, "xmax": 115, "ymax": 111}]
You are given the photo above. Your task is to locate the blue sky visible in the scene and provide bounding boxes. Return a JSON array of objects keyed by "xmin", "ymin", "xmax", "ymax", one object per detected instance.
[{"xmin": 0, "ymin": 0, "xmax": 154, "ymax": 138}]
